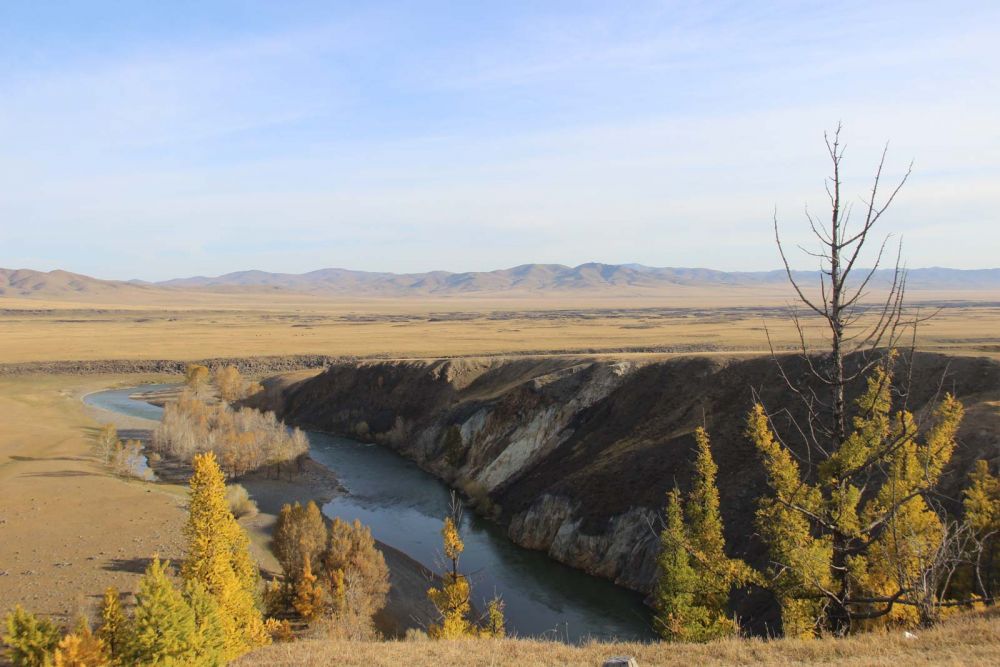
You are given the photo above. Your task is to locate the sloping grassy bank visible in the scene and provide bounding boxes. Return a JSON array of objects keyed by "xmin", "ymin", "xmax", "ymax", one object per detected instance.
[{"xmin": 237, "ymin": 608, "xmax": 999, "ymax": 666}]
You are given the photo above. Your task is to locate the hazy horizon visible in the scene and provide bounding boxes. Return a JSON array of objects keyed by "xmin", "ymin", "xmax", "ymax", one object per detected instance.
[
  {"xmin": 5, "ymin": 261, "xmax": 1000, "ymax": 287},
  {"xmin": 2, "ymin": 2, "xmax": 999, "ymax": 280}
]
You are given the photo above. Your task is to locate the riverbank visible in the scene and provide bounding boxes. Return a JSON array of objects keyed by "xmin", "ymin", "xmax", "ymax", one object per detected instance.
[
  {"xmin": 0, "ymin": 374, "xmax": 189, "ymax": 626},
  {"xmin": 83, "ymin": 383, "xmax": 443, "ymax": 637}
]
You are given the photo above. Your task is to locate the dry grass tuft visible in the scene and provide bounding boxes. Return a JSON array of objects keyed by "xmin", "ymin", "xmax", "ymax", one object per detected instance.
[
  {"xmin": 226, "ymin": 483, "xmax": 259, "ymax": 518},
  {"xmin": 236, "ymin": 608, "xmax": 1000, "ymax": 666}
]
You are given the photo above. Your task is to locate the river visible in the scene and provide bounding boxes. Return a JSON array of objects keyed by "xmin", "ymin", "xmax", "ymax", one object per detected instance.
[{"xmin": 84, "ymin": 384, "xmax": 654, "ymax": 642}]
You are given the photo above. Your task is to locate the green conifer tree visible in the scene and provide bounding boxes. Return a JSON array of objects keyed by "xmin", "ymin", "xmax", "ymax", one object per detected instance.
[
  {"xmin": 184, "ymin": 581, "xmax": 227, "ymax": 666},
  {"xmin": 1, "ymin": 605, "xmax": 61, "ymax": 667},
  {"xmin": 964, "ymin": 460, "xmax": 1000, "ymax": 602},
  {"xmin": 122, "ymin": 557, "xmax": 196, "ymax": 666},
  {"xmin": 654, "ymin": 429, "xmax": 749, "ymax": 642}
]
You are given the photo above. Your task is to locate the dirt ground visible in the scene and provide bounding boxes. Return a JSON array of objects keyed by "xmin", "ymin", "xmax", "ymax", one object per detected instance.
[
  {"xmin": 0, "ymin": 373, "xmax": 442, "ymax": 640},
  {"xmin": 0, "ymin": 374, "xmax": 189, "ymax": 625}
]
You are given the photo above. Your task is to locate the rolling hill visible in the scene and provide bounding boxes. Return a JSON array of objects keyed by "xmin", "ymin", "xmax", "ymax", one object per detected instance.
[{"xmin": 2, "ymin": 264, "xmax": 999, "ymax": 302}]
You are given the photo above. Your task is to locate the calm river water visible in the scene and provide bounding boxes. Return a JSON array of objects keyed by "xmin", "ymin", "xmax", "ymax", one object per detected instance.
[{"xmin": 84, "ymin": 384, "xmax": 654, "ymax": 642}]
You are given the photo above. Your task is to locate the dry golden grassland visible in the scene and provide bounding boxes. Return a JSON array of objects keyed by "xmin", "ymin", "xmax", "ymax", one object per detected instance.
[
  {"xmin": 239, "ymin": 608, "xmax": 1000, "ymax": 666},
  {"xmin": 1, "ymin": 290, "xmax": 998, "ymax": 363},
  {"xmin": 0, "ymin": 373, "xmax": 280, "ymax": 627},
  {"xmin": 0, "ymin": 373, "xmax": 187, "ymax": 623}
]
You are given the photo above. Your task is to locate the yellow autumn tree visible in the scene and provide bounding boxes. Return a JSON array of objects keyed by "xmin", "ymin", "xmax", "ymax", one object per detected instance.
[
  {"xmin": 182, "ymin": 452, "xmax": 269, "ymax": 659},
  {"xmin": 480, "ymin": 596, "xmax": 506, "ymax": 638},
  {"xmin": 97, "ymin": 587, "xmax": 127, "ymax": 658},
  {"xmin": 292, "ymin": 554, "xmax": 326, "ymax": 622},
  {"xmin": 214, "ymin": 365, "xmax": 260, "ymax": 404},
  {"xmin": 94, "ymin": 423, "xmax": 119, "ymax": 465},
  {"xmin": 747, "ymin": 361, "xmax": 964, "ymax": 634},
  {"xmin": 52, "ymin": 618, "xmax": 110, "ymax": 667},
  {"xmin": 185, "ymin": 364, "xmax": 211, "ymax": 397},
  {"xmin": 427, "ymin": 515, "xmax": 474, "ymax": 639},
  {"xmin": 321, "ymin": 517, "xmax": 390, "ymax": 637},
  {"xmin": 273, "ymin": 501, "xmax": 328, "ymax": 585}
]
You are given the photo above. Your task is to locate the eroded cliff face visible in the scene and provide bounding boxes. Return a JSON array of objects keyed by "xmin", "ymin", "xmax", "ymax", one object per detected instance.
[{"xmin": 267, "ymin": 353, "xmax": 1000, "ymax": 603}]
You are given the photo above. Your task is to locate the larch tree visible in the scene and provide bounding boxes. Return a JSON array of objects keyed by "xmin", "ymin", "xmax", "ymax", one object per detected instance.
[
  {"xmin": 654, "ymin": 428, "xmax": 751, "ymax": 641},
  {"xmin": 182, "ymin": 451, "xmax": 269, "ymax": 659},
  {"xmin": 2, "ymin": 606, "xmax": 61, "ymax": 667},
  {"xmin": 273, "ymin": 501, "xmax": 328, "ymax": 585},
  {"xmin": 51, "ymin": 618, "xmax": 109, "ymax": 667},
  {"xmin": 292, "ymin": 554, "xmax": 326, "ymax": 622},
  {"xmin": 749, "ymin": 125, "xmax": 967, "ymax": 634},
  {"xmin": 321, "ymin": 517, "xmax": 390, "ymax": 632},
  {"xmin": 749, "ymin": 362, "xmax": 964, "ymax": 633},
  {"xmin": 964, "ymin": 460, "xmax": 1000, "ymax": 603},
  {"xmin": 122, "ymin": 557, "xmax": 197, "ymax": 665},
  {"xmin": 184, "ymin": 580, "xmax": 227, "ymax": 666},
  {"xmin": 427, "ymin": 498, "xmax": 474, "ymax": 639},
  {"xmin": 655, "ymin": 488, "xmax": 706, "ymax": 641},
  {"xmin": 97, "ymin": 588, "xmax": 127, "ymax": 658},
  {"xmin": 480, "ymin": 597, "xmax": 506, "ymax": 638}
]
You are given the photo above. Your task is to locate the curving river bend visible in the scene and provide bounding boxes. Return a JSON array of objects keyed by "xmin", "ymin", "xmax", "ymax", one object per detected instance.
[{"xmin": 85, "ymin": 384, "xmax": 654, "ymax": 642}]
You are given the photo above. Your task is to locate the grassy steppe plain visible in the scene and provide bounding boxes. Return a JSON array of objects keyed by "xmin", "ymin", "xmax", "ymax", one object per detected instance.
[
  {"xmin": 2, "ymin": 288, "xmax": 999, "ymax": 664},
  {"xmin": 2, "ymin": 290, "xmax": 999, "ymax": 363}
]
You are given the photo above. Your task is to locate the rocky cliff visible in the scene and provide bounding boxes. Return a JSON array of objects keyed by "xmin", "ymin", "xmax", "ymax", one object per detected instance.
[{"xmin": 262, "ymin": 352, "xmax": 1000, "ymax": 617}]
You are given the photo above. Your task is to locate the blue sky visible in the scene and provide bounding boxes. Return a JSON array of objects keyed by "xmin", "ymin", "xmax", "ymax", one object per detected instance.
[{"xmin": 1, "ymin": 1, "xmax": 998, "ymax": 280}]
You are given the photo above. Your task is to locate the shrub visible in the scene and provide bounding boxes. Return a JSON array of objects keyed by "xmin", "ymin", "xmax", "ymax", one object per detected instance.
[
  {"xmin": 226, "ymin": 484, "xmax": 258, "ymax": 519},
  {"xmin": 112, "ymin": 439, "xmax": 146, "ymax": 480},
  {"xmin": 442, "ymin": 425, "xmax": 466, "ymax": 467},
  {"xmin": 461, "ymin": 479, "xmax": 498, "ymax": 518},
  {"xmin": 2, "ymin": 606, "xmax": 61, "ymax": 667}
]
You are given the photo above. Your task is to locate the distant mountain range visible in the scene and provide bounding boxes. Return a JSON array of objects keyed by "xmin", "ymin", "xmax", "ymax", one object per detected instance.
[{"xmin": 3, "ymin": 264, "xmax": 1000, "ymax": 300}]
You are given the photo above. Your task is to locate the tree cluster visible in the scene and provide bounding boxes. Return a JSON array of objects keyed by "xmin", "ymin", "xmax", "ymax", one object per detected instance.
[
  {"xmin": 654, "ymin": 127, "xmax": 999, "ymax": 640},
  {"xmin": 2, "ymin": 452, "xmax": 274, "ymax": 665},
  {"xmin": 152, "ymin": 392, "xmax": 308, "ymax": 477},
  {"xmin": 93, "ymin": 423, "xmax": 146, "ymax": 480},
  {"xmin": 269, "ymin": 501, "xmax": 391, "ymax": 639}
]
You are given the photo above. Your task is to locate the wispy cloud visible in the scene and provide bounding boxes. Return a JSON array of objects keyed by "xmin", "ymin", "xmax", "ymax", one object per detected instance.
[{"xmin": 0, "ymin": 1, "xmax": 997, "ymax": 279}]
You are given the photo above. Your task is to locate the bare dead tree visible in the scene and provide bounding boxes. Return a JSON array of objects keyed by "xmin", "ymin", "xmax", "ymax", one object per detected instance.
[
  {"xmin": 906, "ymin": 514, "xmax": 975, "ymax": 627},
  {"xmin": 771, "ymin": 123, "xmax": 912, "ymax": 452},
  {"xmin": 751, "ymin": 125, "xmax": 974, "ymax": 635}
]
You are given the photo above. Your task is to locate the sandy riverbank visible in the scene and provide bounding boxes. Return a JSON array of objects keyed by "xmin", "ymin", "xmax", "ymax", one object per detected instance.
[{"xmin": 87, "ymin": 385, "xmax": 440, "ymax": 636}]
